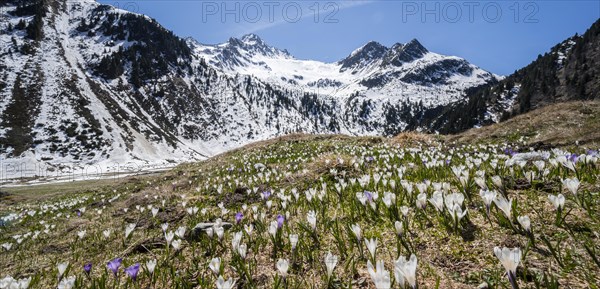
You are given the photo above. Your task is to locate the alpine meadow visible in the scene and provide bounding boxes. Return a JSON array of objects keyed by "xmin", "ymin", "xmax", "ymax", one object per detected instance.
[{"xmin": 1, "ymin": 1, "xmax": 600, "ymax": 288}]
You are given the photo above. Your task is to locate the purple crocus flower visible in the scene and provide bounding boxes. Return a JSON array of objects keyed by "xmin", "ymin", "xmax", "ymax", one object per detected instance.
[
  {"xmin": 276, "ymin": 214, "xmax": 285, "ymax": 228},
  {"xmin": 77, "ymin": 211, "xmax": 82, "ymax": 217},
  {"xmin": 125, "ymin": 263, "xmax": 140, "ymax": 281},
  {"xmin": 262, "ymin": 190, "xmax": 271, "ymax": 200},
  {"xmin": 107, "ymin": 258, "xmax": 123, "ymax": 277},
  {"xmin": 364, "ymin": 191, "xmax": 373, "ymax": 202},
  {"xmin": 568, "ymin": 153, "xmax": 579, "ymax": 163},
  {"xmin": 235, "ymin": 212, "xmax": 243, "ymax": 224},
  {"xmin": 84, "ymin": 262, "xmax": 92, "ymax": 275},
  {"xmin": 445, "ymin": 159, "xmax": 451, "ymax": 165}
]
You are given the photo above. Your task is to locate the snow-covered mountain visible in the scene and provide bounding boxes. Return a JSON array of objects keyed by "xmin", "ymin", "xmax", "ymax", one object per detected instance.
[
  {"xmin": 191, "ymin": 34, "xmax": 497, "ymax": 107},
  {"xmin": 0, "ymin": 0, "xmax": 499, "ymax": 179}
]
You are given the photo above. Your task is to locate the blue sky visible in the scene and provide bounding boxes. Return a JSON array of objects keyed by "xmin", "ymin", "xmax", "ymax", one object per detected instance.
[{"xmin": 97, "ymin": 0, "xmax": 599, "ymax": 75}]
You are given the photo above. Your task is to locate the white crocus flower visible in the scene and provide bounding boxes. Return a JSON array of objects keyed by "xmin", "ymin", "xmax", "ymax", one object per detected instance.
[
  {"xmin": 171, "ymin": 239, "xmax": 182, "ymax": 250},
  {"xmin": 517, "ymin": 215, "xmax": 531, "ymax": 232},
  {"xmin": 231, "ymin": 231, "xmax": 243, "ymax": 252},
  {"xmin": 444, "ymin": 192, "xmax": 464, "ymax": 211},
  {"xmin": 244, "ymin": 224, "xmax": 254, "ymax": 236},
  {"xmin": 491, "ymin": 176, "xmax": 503, "ymax": 188},
  {"xmin": 459, "ymin": 176, "xmax": 469, "ymax": 187},
  {"xmin": 561, "ymin": 158, "xmax": 577, "ymax": 172},
  {"xmin": 562, "ymin": 178, "xmax": 580, "ymax": 195},
  {"xmin": 475, "ymin": 177, "xmax": 487, "ymax": 189},
  {"xmin": 276, "ymin": 259, "xmax": 289, "ymax": 278},
  {"xmin": 382, "ymin": 192, "xmax": 396, "ymax": 208},
  {"xmin": 367, "ymin": 260, "xmax": 391, "ymax": 289},
  {"xmin": 356, "ymin": 192, "xmax": 367, "ymax": 206},
  {"xmin": 429, "ymin": 191, "xmax": 444, "ymax": 212},
  {"xmin": 394, "ymin": 221, "xmax": 403, "ymax": 237},
  {"xmin": 402, "ymin": 181, "xmax": 413, "ymax": 195},
  {"xmin": 175, "ymin": 226, "xmax": 186, "ymax": 239},
  {"xmin": 494, "ymin": 195, "xmax": 513, "ymax": 220},
  {"xmin": 238, "ymin": 243, "xmax": 247, "ymax": 259},
  {"xmin": 146, "ymin": 259, "xmax": 157, "ymax": 274},
  {"xmin": 306, "ymin": 210, "xmax": 317, "ymax": 231},
  {"xmin": 400, "ymin": 206, "xmax": 410, "ymax": 217},
  {"xmin": 351, "ymin": 224, "xmax": 362, "ymax": 241},
  {"xmin": 215, "ymin": 226, "xmax": 225, "ymax": 241},
  {"xmin": 216, "ymin": 275, "xmax": 236, "ymax": 289},
  {"xmin": 209, "ymin": 257, "xmax": 221, "ymax": 275},
  {"xmin": 205, "ymin": 227, "xmax": 214, "ymax": 239},
  {"xmin": 533, "ymin": 160, "xmax": 545, "ymax": 171},
  {"xmin": 416, "ymin": 183, "xmax": 428, "ymax": 194},
  {"xmin": 416, "ymin": 193, "xmax": 427, "ymax": 210},
  {"xmin": 4, "ymin": 276, "xmax": 32, "ymax": 289},
  {"xmin": 494, "ymin": 247, "xmax": 522, "ymax": 288},
  {"xmin": 57, "ymin": 276, "xmax": 76, "ymax": 289},
  {"xmin": 479, "ymin": 189, "xmax": 497, "ymax": 214},
  {"xmin": 449, "ymin": 204, "xmax": 468, "ymax": 222},
  {"xmin": 324, "ymin": 251, "xmax": 338, "ymax": 278},
  {"xmin": 395, "ymin": 254, "xmax": 418, "ymax": 289},
  {"xmin": 268, "ymin": 221, "xmax": 278, "ymax": 237},
  {"xmin": 57, "ymin": 261, "xmax": 69, "ymax": 278},
  {"xmin": 548, "ymin": 194, "xmax": 565, "ymax": 210},
  {"xmin": 1, "ymin": 243, "xmax": 12, "ymax": 251},
  {"xmin": 0, "ymin": 276, "xmax": 15, "ymax": 288},
  {"xmin": 124, "ymin": 223, "xmax": 136, "ymax": 239},
  {"xmin": 164, "ymin": 231, "xmax": 175, "ymax": 246},
  {"xmin": 365, "ymin": 238, "xmax": 377, "ymax": 260},
  {"xmin": 289, "ymin": 234, "xmax": 299, "ymax": 250}
]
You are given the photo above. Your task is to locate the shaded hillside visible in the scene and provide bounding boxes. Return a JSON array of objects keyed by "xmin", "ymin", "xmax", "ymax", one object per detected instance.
[{"xmin": 422, "ymin": 19, "xmax": 600, "ymax": 134}]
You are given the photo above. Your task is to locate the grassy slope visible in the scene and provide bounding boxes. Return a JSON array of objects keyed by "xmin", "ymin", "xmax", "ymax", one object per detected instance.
[
  {"xmin": 448, "ymin": 101, "xmax": 600, "ymax": 147},
  {"xmin": 0, "ymin": 114, "xmax": 599, "ymax": 288}
]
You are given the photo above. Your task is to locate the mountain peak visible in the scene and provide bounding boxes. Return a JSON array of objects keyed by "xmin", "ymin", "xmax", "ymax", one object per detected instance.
[
  {"xmin": 382, "ymin": 38, "xmax": 429, "ymax": 67},
  {"xmin": 240, "ymin": 33, "xmax": 262, "ymax": 43},
  {"xmin": 404, "ymin": 38, "xmax": 428, "ymax": 54},
  {"xmin": 208, "ymin": 33, "xmax": 291, "ymax": 68},
  {"xmin": 339, "ymin": 41, "xmax": 389, "ymax": 72},
  {"xmin": 227, "ymin": 33, "xmax": 267, "ymax": 48},
  {"xmin": 227, "ymin": 34, "xmax": 278, "ymax": 51},
  {"xmin": 351, "ymin": 41, "xmax": 386, "ymax": 56}
]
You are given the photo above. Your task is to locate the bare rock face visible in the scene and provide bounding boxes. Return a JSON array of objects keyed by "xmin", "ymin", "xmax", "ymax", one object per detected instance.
[{"xmin": 191, "ymin": 221, "xmax": 233, "ymax": 239}]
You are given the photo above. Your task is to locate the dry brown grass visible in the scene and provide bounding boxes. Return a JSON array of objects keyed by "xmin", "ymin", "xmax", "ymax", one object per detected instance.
[
  {"xmin": 448, "ymin": 101, "xmax": 600, "ymax": 147},
  {"xmin": 389, "ymin": 132, "xmax": 436, "ymax": 146},
  {"xmin": 222, "ymin": 134, "xmax": 352, "ymax": 154}
]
